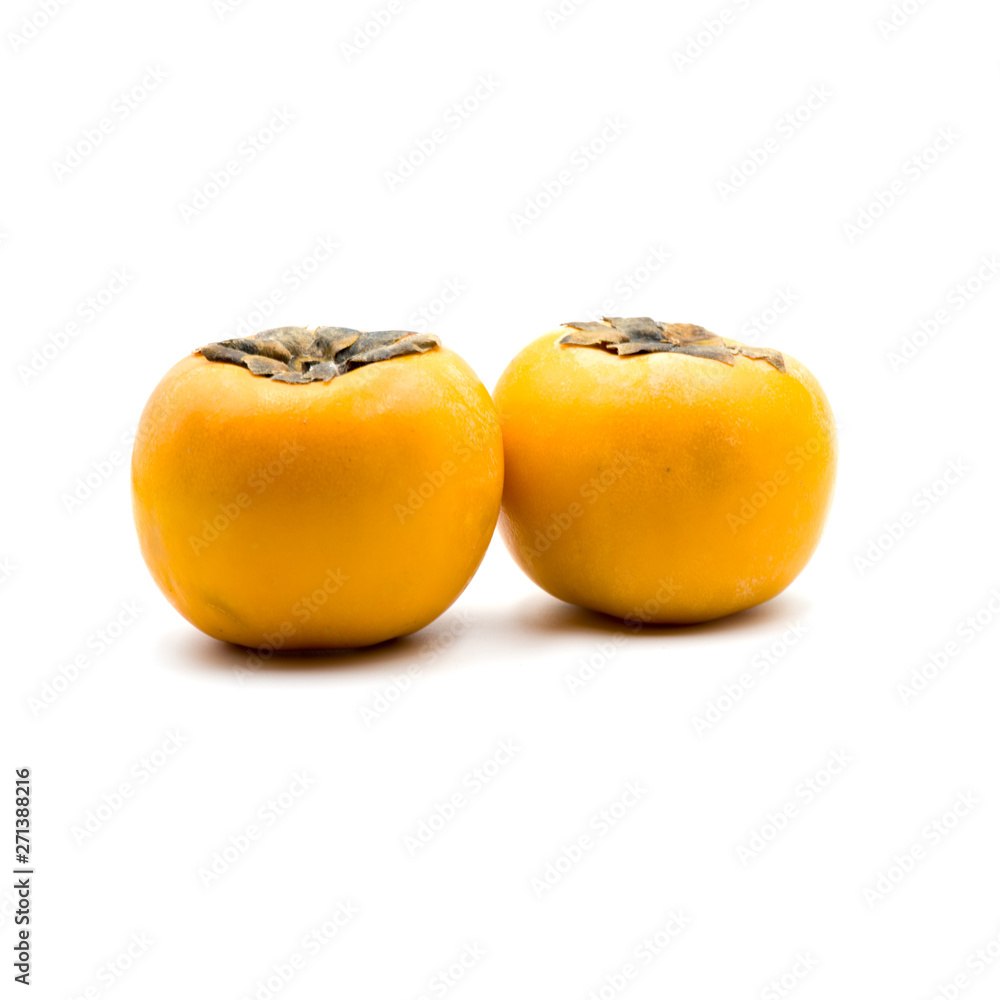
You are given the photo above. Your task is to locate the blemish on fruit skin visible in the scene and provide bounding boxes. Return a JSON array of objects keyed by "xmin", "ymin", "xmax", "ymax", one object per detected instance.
[{"xmin": 204, "ymin": 597, "xmax": 244, "ymax": 626}]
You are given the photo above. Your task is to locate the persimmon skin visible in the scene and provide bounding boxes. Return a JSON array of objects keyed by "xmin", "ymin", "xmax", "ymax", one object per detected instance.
[
  {"xmin": 494, "ymin": 331, "xmax": 837, "ymax": 624},
  {"xmin": 132, "ymin": 347, "xmax": 502, "ymax": 649}
]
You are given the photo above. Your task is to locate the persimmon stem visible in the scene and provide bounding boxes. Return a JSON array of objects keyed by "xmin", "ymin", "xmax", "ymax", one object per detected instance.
[
  {"xmin": 196, "ymin": 326, "xmax": 441, "ymax": 384},
  {"xmin": 559, "ymin": 317, "xmax": 785, "ymax": 372}
]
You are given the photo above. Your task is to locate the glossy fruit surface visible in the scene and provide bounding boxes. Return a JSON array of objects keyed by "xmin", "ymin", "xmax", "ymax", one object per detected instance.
[
  {"xmin": 493, "ymin": 319, "xmax": 836, "ymax": 624},
  {"xmin": 132, "ymin": 328, "xmax": 502, "ymax": 649}
]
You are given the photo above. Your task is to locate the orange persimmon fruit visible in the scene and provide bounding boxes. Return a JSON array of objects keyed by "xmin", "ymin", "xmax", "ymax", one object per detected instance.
[
  {"xmin": 493, "ymin": 318, "xmax": 837, "ymax": 624},
  {"xmin": 132, "ymin": 326, "xmax": 503, "ymax": 649}
]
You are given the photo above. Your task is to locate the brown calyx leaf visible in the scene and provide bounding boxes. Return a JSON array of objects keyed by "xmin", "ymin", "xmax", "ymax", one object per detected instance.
[
  {"xmin": 559, "ymin": 317, "xmax": 786, "ymax": 372},
  {"xmin": 195, "ymin": 326, "xmax": 442, "ymax": 383}
]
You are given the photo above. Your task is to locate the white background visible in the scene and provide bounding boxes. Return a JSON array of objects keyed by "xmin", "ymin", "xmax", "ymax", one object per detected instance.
[{"xmin": 3, "ymin": 0, "xmax": 1000, "ymax": 996}]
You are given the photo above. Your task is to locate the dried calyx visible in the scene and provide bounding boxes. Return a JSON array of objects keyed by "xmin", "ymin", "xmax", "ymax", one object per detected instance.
[
  {"xmin": 559, "ymin": 317, "xmax": 785, "ymax": 372},
  {"xmin": 196, "ymin": 326, "xmax": 441, "ymax": 383}
]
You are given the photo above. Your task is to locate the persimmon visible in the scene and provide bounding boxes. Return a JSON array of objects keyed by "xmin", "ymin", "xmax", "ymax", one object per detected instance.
[
  {"xmin": 132, "ymin": 326, "xmax": 502, "ymax": 649},
  {"xmin": 493, "ymin": 318, "xmax": 836, "ymax": 624}
]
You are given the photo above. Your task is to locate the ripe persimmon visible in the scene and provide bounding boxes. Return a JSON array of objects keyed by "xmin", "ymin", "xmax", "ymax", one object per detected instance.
[
  {"xmin": 132, "ymin": 327, "xmax": 502, "ymax": 649},
  {"xmin": 493, "ymin": 318, "xmax": 836, "ymax": 624}
]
